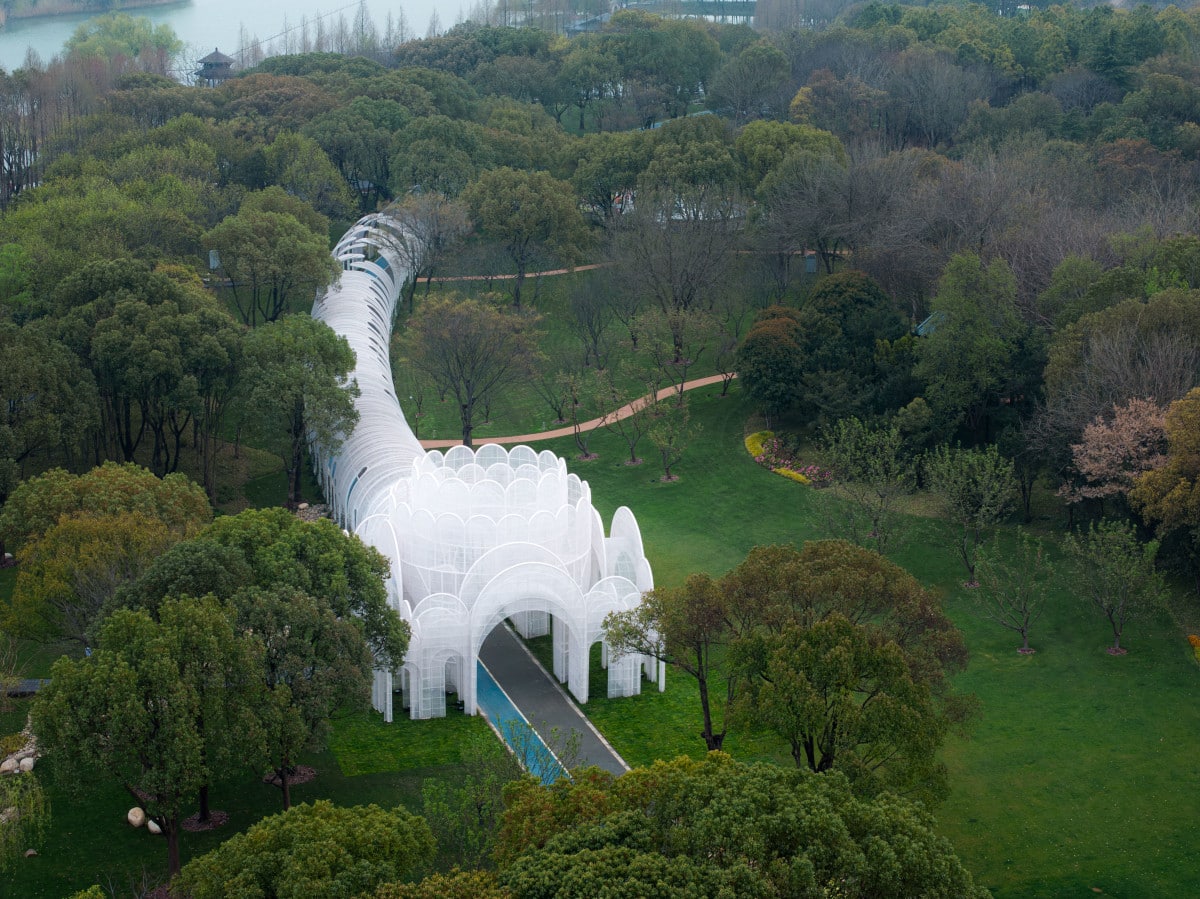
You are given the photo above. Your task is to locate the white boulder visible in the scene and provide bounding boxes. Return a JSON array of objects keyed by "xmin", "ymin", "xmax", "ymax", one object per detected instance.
[
  {"xmin": 146, "ymin": 818, "xmax": 162, "ymax": 835},
  {"xmin": 127, "ymin": 807, "xmax": 146, "ymax": 828},
  {"xmin": 0, "ymin": 758, "xmax": 17, "ymax": 775},
  {"xmin": 18, "ymin": 757, "xmax": 33, "ymax": 773}
]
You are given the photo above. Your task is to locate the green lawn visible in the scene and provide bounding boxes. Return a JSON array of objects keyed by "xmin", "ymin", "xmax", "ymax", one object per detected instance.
[
  {"xmin": 539, "ymin": 384, "xmax": 1200, "ymax": 899},
  {"xmin": 5, "ymin": 731, "xmax": 448, "ymax": 898}
]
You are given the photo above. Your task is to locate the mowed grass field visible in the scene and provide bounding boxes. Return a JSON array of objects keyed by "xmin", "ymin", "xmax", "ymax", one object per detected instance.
[{"xmin": 545, "ymin": 385, "xmax": 1200, "ymax": 899}]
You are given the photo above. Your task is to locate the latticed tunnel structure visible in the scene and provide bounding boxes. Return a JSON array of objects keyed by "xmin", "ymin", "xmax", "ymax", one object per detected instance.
[{"xmin": 310, "ymin": 213, "xmax": 662, "ymax": 721}]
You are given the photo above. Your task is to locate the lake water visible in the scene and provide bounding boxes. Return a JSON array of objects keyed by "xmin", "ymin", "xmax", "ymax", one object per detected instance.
[{"xmin": 0, "ymin": 0, "xmax": 447, "ymax": 73}]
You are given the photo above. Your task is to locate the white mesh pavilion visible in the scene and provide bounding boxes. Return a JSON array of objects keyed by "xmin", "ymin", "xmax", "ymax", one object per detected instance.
[{"xmin": 310, "ymin": 214, "xmax": 663, "ymax": 721}]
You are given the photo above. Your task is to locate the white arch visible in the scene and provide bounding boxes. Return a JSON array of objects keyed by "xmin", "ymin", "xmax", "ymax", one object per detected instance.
[{"xmin": 309, "ymin": 213, "xmax": 659, "ymax": 722}]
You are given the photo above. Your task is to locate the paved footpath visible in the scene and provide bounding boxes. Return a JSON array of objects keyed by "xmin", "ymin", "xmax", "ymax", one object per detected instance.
[
  {"xmin": 420, "ymin": 373, "xmax": 734, "ymax": 450},
  {"xmin": 478, "ymin": 624, "xmax": 628, "ymax": 776}
]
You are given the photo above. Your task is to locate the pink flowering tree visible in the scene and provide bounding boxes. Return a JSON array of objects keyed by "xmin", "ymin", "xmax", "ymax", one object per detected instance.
[{"xmin": 1060, "ymin": 398, "xmax": 1167, "ymax": 511}]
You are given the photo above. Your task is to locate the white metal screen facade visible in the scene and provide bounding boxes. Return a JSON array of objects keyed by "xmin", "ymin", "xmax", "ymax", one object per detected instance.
[{"xmin": 311, "ymin": 214, "xmax": 661, "ymax": 721}]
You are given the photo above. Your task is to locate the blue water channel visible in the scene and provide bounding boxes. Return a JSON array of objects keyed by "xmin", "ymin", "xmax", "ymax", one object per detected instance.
[{"xmin": 475, "ymin": 660, "xmax": 567, "ymax": 785}]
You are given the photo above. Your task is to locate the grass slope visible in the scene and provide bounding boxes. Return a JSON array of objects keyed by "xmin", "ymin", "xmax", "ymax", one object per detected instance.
[{"xmin": 555, "ymin": 384, "xmax": 1200, "ymax": 899}]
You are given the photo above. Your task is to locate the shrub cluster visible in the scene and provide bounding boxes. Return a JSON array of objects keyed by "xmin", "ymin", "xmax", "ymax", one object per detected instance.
[{"xmin": 745, "ymin": 431, "xmax": 831, "ymax": 487}]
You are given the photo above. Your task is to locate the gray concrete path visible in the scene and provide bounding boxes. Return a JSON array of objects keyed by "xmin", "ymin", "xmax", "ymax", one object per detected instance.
[{"xmin": 478, "ymin": 624, "xmax": 628, "ymax": 776}]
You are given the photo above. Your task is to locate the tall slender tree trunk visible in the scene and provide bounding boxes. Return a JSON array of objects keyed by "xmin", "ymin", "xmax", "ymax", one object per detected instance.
[{"xmin": 165, "ymin": 818, "xmax": 182, "ymax": 879}]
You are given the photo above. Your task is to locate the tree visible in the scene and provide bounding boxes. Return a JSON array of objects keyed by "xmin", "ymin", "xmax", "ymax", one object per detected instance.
[
  {"xmin": 0, "ymin": 462, "xmax": 210, "ymax": 554},
  {"xmin": 494, "ymin": 754, "xmax": 989, "ymax": 898},
  {"xmin": 608, "ymin": 185, "xmax": 739, "ymax": 360},
  {"xmin": 973, "ymin": 529, "xmax": 1051, "ymax": 654},
  {"xmin": 819, "ymin": 418, "xmax": 915, "ymax": 556},
  {"xmin": 591, "ymin": 363, "xmax": 655, "ymax": 466},
  {"xmin": 734, "ymin": 614, "xmax": 953, "ymax": 802},
  {"xmin": 65, "ymin": 13, "xmax": 183, "ymax": 76},
  {"xmin": 913, "ymin": 254, "xmax": 1027, "ymax": 439},
  {"xmin": 387, "ymin": 191, "xmax": 470, "ymax": 313},
  {"xmin": 1131, "ymin": 387, "xmax": 1200, "ymax": 591},
  {"xmin": 925, "ymin": 444, "xmax": 1017, "ymax": 584},
  {"xmin": 193, "ymin": 508, "xmax": 407, "ymax": 669},
  {"xmin": 1062, "ymin": 519, "xmax": 1164, "ymax": 654},
  {"xmin": 33, "ymin": 601, "xmax": 257, "ymax": 878},
  {"xmin": 735, "ymin": 309, "xmax": 804, "ymax": 424},
  {"xmin": 121, "ymin": 509, "xmax": 408, "ymax": 808},
  {"xmin": 205, "ymin": 207, "xmax": 340, "ymax": 327},
  {"xmin": 607, "ymin": 542, "xmax": 967, "ymax": 757},
  {"xmin": 238, "ymin": 315, "xmax": 360, "ymax": 507},
  {"xmin": 238, "ymin": 585, "xmax": 373, "ymax": 809},
  {"xmin": 463, "ymin": 167, "xmax": 588, "ymax": 309},
  {"xmin": 0, "ymin": 324, "xmax": 98, "ymax": 507},
  {"xmin": 647, "ymin": 396, "xmax": 693, "ymax": 482},
  {"xmin": 1060, "ymin": 398, "xmax": 1167, "ymax": 510},
  {"xmin": 174, "ymin": 800, "xmax": 435, "ymax": 898},
  {"xmin": 403, "ymin": 294, "xmax": 540, "ymax": 447},
  {"xmin": 604, "ymin": 573, "xmax": 731, "ymax": 751},
  {"xmin": 7, "ymin": 511, "xmax": 174, "ymax": 646},
  {"xmin": 708, "ymin": 41, "xmax": 791, "ymax": 124}
]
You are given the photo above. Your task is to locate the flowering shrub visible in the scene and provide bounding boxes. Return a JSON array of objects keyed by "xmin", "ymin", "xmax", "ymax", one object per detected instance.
[
  {"xmin": 745, "ymin": 431, "xmax": 772, "ymax": 458},
  {"xmin": 1189, "ymin": 634, "xmax": 1200, "ymax": 663},
  {"xmin": 775, "ymin": 468, "xmax": 811, "ymax": 484},
  {"xmin": 745, "ymin": 431, "xmax": 830, "ymax": 487},
  {"xmin": 796, "ymin": 464, "xmax": 833, "ymax": 488},
  {"xmin": 755, "ymin": 435, "xmax": 794, "ymax": 470}
]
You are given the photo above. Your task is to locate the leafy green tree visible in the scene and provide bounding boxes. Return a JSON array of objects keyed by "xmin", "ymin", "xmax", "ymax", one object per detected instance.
[
  {"xmin": 7, "ymin": 511, "xmax": 175, "ymax": 646},
  {"xmin": 494, "ymin": 754, "xmax": 989, "ymax": 898},
  {"xmin": 238, "ymin": 315, "xmax": 360, "ymax": 507},
  {"xmin": 0, "ymin": 324, "xmax": 98, "ymax": 508},
  {"xmin": 263, "ymin": 131, "xmax": 356, "ymax": 221},
  {"xmin": 569, "ymin": 130, "xmax": 651, "ymax": 222},
  {"xmin": 239, "ymin": 585, "xmax": 372, "ymax": 808},
  {"xmin": 174, "ymin": 800, "xmax": 435, "ymax": 898},
  {"xmin": 925, "ymin": 444, "xmax": 1017, "ymax": 584},
  {"xmin": 195, "ymin": 508, "xmax": 407, "ymax": 668},
  {"xmin": 34, "ymin": 600, "xmax": 259, "ymax": 877},
  {"xmin": 734, "ymin": 119, "xmax": 843, "ymax": 190},
  {"xmin": 65, "ymin": 13, "xmax": 182, "ymax": 75},
  {"xmin": 734, "ymin": 614, "xmax": 953, "ymax": 802},
  {"xmin": 1062, "ymin": 519, "xmax": 1164, "ymax": 655},
  {"xmin": 205, "ymin": 207, "xmax": 339, "ymax": 326},
  {"xmin": 120, "ymin": 509, "xmax": 407, "ymax": 807},
  {"xmin": 403, "ymin": 294, "xmax": 541, "ymax": 447},
  {"xmin": 819, "ymin": 417, "xmax": 915, "ymax": 556},
  {"xmin": 463, "ymin": 167, "xmax": 588, "ymax": 309},
  {"xmin": 974, "ymin": 529, "xmax": 1051, "ymax": 654},
  {"xmin": 0, "ymin": 461, "xmax": 210, "ymax": 554},
  {"xmin": 1131, "ymin": 387, "xmax": 1200, "ymax": 591},
  {"xmin": 608, "ymin": 541, "xmax": 968, "ymax": 756},
  {"xmin": 734, "ymin": 309, "xmax": 804, "ymax": 425},
  {"xmin": 373, "ymin": 870, "xmax": 507, "ymax": 899},
  {"xmin": 914, "ymin": 254, "xmax": 1026, "ymax": 439},
  {"xmin": 605, "ymin": 572, "xmax": 730, "ymax": 750}
]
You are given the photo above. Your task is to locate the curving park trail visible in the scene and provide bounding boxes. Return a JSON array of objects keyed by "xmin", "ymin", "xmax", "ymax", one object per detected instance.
[{"xmin": 308, "ymin": 215, "xmax": 660, "ymax": 773}]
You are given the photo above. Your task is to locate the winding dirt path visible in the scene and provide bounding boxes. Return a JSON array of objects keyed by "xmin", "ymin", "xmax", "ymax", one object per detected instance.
[{"xmin": 418, "ymin": 374, "xmax": 734, "ymax": 449}]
